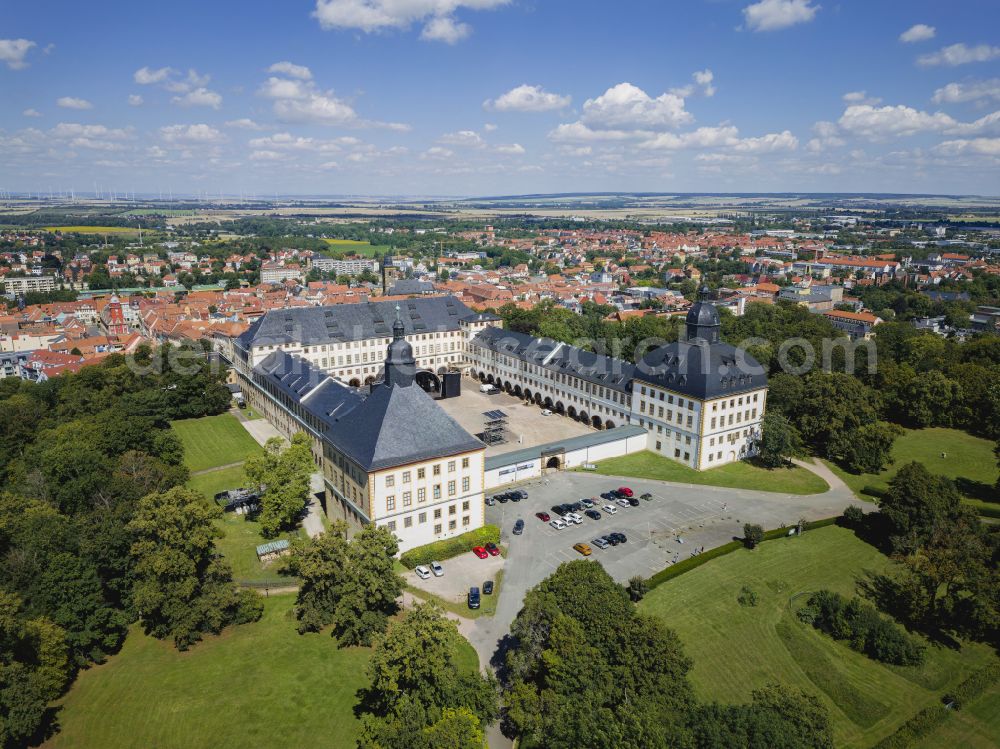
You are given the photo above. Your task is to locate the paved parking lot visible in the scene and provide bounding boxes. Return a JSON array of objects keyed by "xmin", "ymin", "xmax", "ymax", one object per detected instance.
[{"xmin": 405, "ymin": 554, "xmax": 504, "ymax": 604}]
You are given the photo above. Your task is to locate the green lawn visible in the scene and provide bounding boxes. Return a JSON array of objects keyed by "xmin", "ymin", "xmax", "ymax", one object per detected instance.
[
  {"xmin": 823, "ymin": 427, "xmax": 999, "ymax": 504},
  {"xmin": 587, "ymin": 450, "xmax": 829, "ymax": 495},
  {"xmin": 214, "ymin": 513, "xmax": 302, "ymax": 585},
  {"xmin": 47, "ymin": 595, "xmax": 479, "ymax": 749},
  {"xmin": 913, "ymin": 682, "xmax": 1000, "ymax": 749},
  {"xmin": 321, "ymin": 238, "xmax": 390, "ymax": 257},
  {"xmin": 170, "ymin": 413, "xmax": 262, "ymax": 472},
  {"xmin": 186, "ymin": 464, "xmax": 249, "ymax": 500},
  {"xmin": 639, "ymin": 525, "xmax": 997, "ymax": 749}
]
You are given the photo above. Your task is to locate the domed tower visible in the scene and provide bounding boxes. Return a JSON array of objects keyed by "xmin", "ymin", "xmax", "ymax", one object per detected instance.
[
  {"xmin": 685, "ymin": 287, "xmax": 721, "ymax": 344},
  {"xmin": 383, "ymin": 305, "xmax": 416, "ymax": 388}
]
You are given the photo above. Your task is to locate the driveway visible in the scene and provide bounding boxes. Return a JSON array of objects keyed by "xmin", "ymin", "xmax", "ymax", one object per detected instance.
[{"xmin": 464, "ymin": 460, "xmax": 861, "ymax": 748}]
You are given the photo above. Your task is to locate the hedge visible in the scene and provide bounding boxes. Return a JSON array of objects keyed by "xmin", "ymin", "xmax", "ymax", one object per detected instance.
[
  {"xmin": 872, "ymin": 661, "xmax": 1000, "ymax": 748},
  {"xmin": 399, "ymin": 525, "xmax": 501, "ymax": 569},
  {"xmin": 647, "ymin": 516, "xmax": 841, "ymax": 591},
  {"xmin": 964, "ymin": 498, "xmax": 1000, "ymax": 519}
]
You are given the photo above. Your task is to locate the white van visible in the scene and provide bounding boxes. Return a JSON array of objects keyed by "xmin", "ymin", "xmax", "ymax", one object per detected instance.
[{"xmin": 479, "ymin": 384, "xmax": 499, "ymax": 394}]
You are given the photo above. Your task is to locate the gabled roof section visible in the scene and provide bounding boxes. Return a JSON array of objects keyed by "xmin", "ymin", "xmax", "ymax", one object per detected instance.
[{"xmin": 634, "ymin": 339, "xmax": 767, "ymax": 400}]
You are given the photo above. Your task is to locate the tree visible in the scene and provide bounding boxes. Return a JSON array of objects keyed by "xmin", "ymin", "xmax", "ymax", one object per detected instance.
[
  {"xmin": 283, "ymin": 524, "xmax": 350, "ymax": 634},
  {"xmin": 243, "ymin": 433, "xmax": 313, "ymax": 537},
  {"xmin": 627, "ymin": 575, "xmax": 649, "ymax": 602},
  {"xmin": 756, "ymin": 412, "xmax": 804, "ymax": 468},
  {"xmin": 422, "ymin": 707, "xmax": 485, "ymax": 749},
  {"xmin": 828, "ymin": 421, "xmax": 902, "ymax": 474},
  {"xmin": 128, "ymin": 487, "xmax": 262, "ymax": 649},
  {"xmin": 878, "ymin": 462, "xmax": 963, "ymax": 554},
  {"xmin": 743, "ymin": 523, "xmax": 764, "ymax": 549}
]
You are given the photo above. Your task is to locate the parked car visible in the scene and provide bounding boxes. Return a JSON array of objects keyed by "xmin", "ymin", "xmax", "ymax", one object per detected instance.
[
  {"xmin": 540, "ymin": 409, "xmax": 553, "ymax": 416},
  {"xmin": 551, "ymin": 505, "xmax": 566, "ymax": 516},
  {"xmin": 550, "ymin": 518, "xmax": 567, "ymax": 530},
  {"xmin": 585, "ymin": 509, "xmax": 602, "ymax": 521},
  {"xmin": 430, "ymin": 561, "xmax": 444, "ymax": 576},
  {"xmin": 513, "ymin": 519, "xmax": 524, "ymax": 535},
  {"xmin": 640, "ymin": 492, "xmax": 654, "ymax": 501},
  {"xmin": 565, "ymin": 513, "xmax": 584, "ymax": 525},
  {"xmin": 485, "ymin": 495, "xmax": 496, "ymax": 506},
  {"xmin": 483, "ymin": 580, "xmax": 494, "ymax": 595},
  {"xmin": 618, "ymin": 487, "xmax": 634, "ymax": 497},
  {"xmin": 472, "ymin": 546, "xmax": 488, "ymax": 559},
  {"xmin": 468, "ymin": 587, "xmax": 481, "ymax": 609},
  {"xmin": 627, "ymin": 497, "xmax": 640, "ymax": 507},
  {"xmin": 569, "ymin": 501, "xmax": 585, "ymax": 513},
  {"xmin": 485, "ymin": 542, "xmax": 500, "ymax": 556},
  {"xmin": 414, "ymin": 565, "xmax": 431, "ymax": 579},
  {"xmin": 616, "ymin": 498, "xmax": 631, "ymax": 508},
  {"xmin": 592, "ymin": 537, "xmax": 610, "ymax": 550},
  {"xmin": 580, "ymin": 498, "xmax": 595, "ymax": 509},
  {"xmin": 536, "ymin": 512, "xmax": 551, "ymax": 522},
  {"xmin": 509, "ymin": 492, "xmax": 522, "ymax": 503},
  {"xmin": 608, "ymin": 489, "xmax": 623, "ymax": 499},
  {"xmin": 513, "ymin": 489, "xmax": 528, "ymax": 500},
  {"xmin": 606, "ymin": 534, "xmax": 620, "ymax": 546},
  {"xmin": 497, "ymin": 494, "xmax": 509, "ymax": 504},
  {"xmin": 603, "ymin": 504, "xmax": 618, "ymax": 515},
  {"xmin": 572, "ymin": 543, "xmax": 593, "ymax": 556},
  {"xmin": 609, "ymin": 532, "xmax": 627, "ymax": 544}
]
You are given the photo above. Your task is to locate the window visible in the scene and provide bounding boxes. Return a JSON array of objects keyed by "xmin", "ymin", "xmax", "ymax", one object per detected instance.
[
  {"xmin": 433, "ymin": 464, "xmax": 441, "ymax": 476},
  {"xmin": 448, "ymin": 480, "xmax": 456, "ymax": 496},
  {"xmin": 418, "ymin": 512, "xmax": 427, "ymax": 524},
  {"xmin": 433, "ymin": 485, "xmax": 441, "ymax": 500},
  {"xmin": 385, "ymin": 475, "xmax": 395, "ymax": 488},
  {"xmin": 449, "ymin": 504, "xmax": 457, "ymax": 515},
  {"xmin": 462, "ymin": 477, "xmax": 470, "ymax": 492},
  {"xmin": 656, "ymin": 441, "xmax": 662, "ymax": 451},
  {"xmin": 684, "ymin": 452, "xmax": 690, "ymax": 461},
  {"xmin": 711, "ymin": 417, "xmax": 717, "ymax": 429},
  {"xmin": 448, "ymin": 460, "xmax": 456, "ymax": 473},
  {"xmin": 418, "ymin": 487, "xmax": 426, "ymax": 503},
  {"xmin": 434, "ymin": 523, "xmax": 442, "ymax": 535},
  {"xmin": 387, "ymin": 520, "xmax": 396, "ymax": 532},
  {"xmin": 462, "ymin": 457, "xmax": 470, "ymax": 469},
  {"xmin": 462, "ymin": 515, "xmax": 471, "ymax": 527},
  {"xmin": 674, "ymin": 448, "xmax": 681, "ymax": 458},
  {"xmin": 449, "ymin": 520, "xmax": 457, "ymax": 530},
  {"xmin": 386, "ymin": 495, "xmax": 395, "ymax": 511},
  {"xmin": 404, "ymin": 516, "xmax": 412, "ymax": 528},
  {"xmin": 434, "ymin": 508, "xmax": 442, "ymax": 519},
  {"xmin": 402, "ymin": 471, "xmax": 411, "ymax": 484},
  {"xmin": 402, "ymin": 491, "xmax": 412, "ymax": 507},
  {"xmin": 417, "ymin": 467, "xmax": 426, "ymax": 479}
]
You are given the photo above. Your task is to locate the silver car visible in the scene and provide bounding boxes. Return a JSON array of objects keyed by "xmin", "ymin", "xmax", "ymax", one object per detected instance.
[{"xmin": 430, "ymin": 561, "xmax": 444, "ymax": 577}]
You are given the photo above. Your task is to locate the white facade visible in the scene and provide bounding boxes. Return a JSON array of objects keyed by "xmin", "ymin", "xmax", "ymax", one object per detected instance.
[{"xmin": 2, "ymin": 275, "xmax": 57, "ymax": 294}]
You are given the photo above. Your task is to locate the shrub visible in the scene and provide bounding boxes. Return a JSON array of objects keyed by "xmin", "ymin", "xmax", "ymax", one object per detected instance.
[
  {"xmin": 743, "ymin": 523, "xmax": 764, "ymax": 549},
  {"xmin": 737, "ymin": 585, "xmax": 759, "ymax": 607},
  {"xmin": 627, "ymin": 576, "xmax": 649, "ymax": 602},
  {"xmin": 399, "ymin": 525, "xmax": 501, "ymax": 569},
  {"xmin": 843, "ymin": 505, "xmax": 864, "ymax": 527},
  {"xmin": 805, "ymin": 589, "xmax": 924, "ymax": 666}
]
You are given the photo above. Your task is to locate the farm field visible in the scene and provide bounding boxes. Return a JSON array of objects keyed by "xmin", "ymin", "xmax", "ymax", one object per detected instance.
[
  {"xmin": 46, "ymin": 594, "xmax": 479, "ymax": 749},
  {"xmin": 823, "ymin": 427, "xmax": 999, "ymax": 504},
  {"xmin": 639, "ymin": 525, "xmax": 997, "ymax": 748},
  {"xmin": 42, "ymin": 225, "xmax": 140, "ymax": 234},
  {"xmin": 170, "ymin": 413, "xmax": 262, "ymax": 472},
  {"xmin": 587, "ymin": 450, "xmax": 829, "ymax": 495},
  {"xmin": 321, "ymin": 238, "xmax": 389, "ymax": 256}
]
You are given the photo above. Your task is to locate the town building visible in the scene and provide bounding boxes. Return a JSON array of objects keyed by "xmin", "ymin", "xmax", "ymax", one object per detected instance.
[
  {"xmin": 2, "ymin": 275, "xmax": 58, "ymax": 295},
  {"xmin": 311, "ymin": 256, "xmax": 380, "ymax": 277}
]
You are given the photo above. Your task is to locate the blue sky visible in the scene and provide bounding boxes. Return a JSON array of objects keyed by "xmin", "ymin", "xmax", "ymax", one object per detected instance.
[{"xmin": 2, "ymin": 0, "xmax": 999, "ymax": 196}]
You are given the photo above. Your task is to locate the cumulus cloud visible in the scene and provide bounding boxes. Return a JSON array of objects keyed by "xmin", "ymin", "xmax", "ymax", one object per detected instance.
[
  {"xmin": 932, "ymin": 79, "xmax": 1000, "ymax": 104},
  {"xmin": 580, "ymin": 82, "xmax": 692, "ymax": 131},
  {"xmin": 842, "ymin": 90, "xmax": 881, "ymax": 105},
  {"xmin": 899, "ymin": 24, "xmax": 935, "ymax": 43},
  {"xmin": 134, "ymin": 66, "xmax": 212, "ymax": 95},
  {"xmin": 838, "ymin": 103, "xmax": 1000, "ymax": 138},
  {"xmin": 128, "ymin": 94, "xmax": 144, "ymax": 106},
  {"xmin": 672, "ymin": 69, "xmax": 717, "ymax": 98},
  {"xmin": 312, "ymin": 0, "xmax": 509, "ymax": 43},
  {"xmin": 49, "ymin": 123, "xmax": 135, "ymax": 150},
  {"xmin": 171, "ymin": 87, "xmax": 223, "ymax": 109},
  {"xmin": 732, "ymin": 130, "xmax": 798, "ymax": 152},
  {"xmin": 57, "ymin": 97, "xmax": 94, "ymax": 110},
  {"xmin": 134, "ymin": 66, "xmax": 174, "ymax": 85},
  {"xmin": 439, "ymin": 129, "xmax": 484, "ymax": 147},
  {"xmin": 160, "ymin": 123, "xmax": 226, "ymax": 144},
  {"xmin": 0, "ymin": 38, "xmax": 37, "ymax": 70},
  {"xmin": 226, "ymin": 118, "xmax": 266, "ymax": 130},
  {"xmin": 267, "ymin": 61, "xmax": 313, "ymax": 80},
  {"xmin": 918, "ymin": 43, "xmax": 1000, "ymax": 67},
  {"xmin": 484, "ymin": 84, "xmax": 571, "ymax": 112},
  {"xmin": 638, "ymin": 125, "xmax": 798, "ymax": 153},
  {"xmin": 420, "ymin": 16, "xmax": 470, "ymax": 43},
  {"xmin": 22, "ymin": 108, "xmax": 41, "ymax": 118},
  {"xmin": 248, "ymin": 132, "xmax": 358, "ymax": 154},
  {"xmin": 742, "ymin": 0, "xmax": 819, "ymax": 32},
  {"xmin": 933, "ymin": 138, "xmax": 1000, "ymax": 157},
  {"xmin": 421, "ymin": 146, "xmax": 454, "ymax": 160},
  {"xmin": 258, "ymin": 72, "xmax": 408, "ymax": 130},
  {"xmin": 806, "ymin": 120, "xmax": 845, "ymax": 151},
  {"xmin": 548, "ymin": 122, "xmax": 642, "ymax": 143},
  {"xmin": 495, "ymin": 143, "xmax": 525, "ymax": 155}
]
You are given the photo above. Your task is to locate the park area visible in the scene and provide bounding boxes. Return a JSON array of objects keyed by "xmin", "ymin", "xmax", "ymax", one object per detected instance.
[
  {"xmin": 640, "ymin": 524, "xmax": 998, "ymax": 748},
  {"xmin": 823, "ymin": 427, "xmax": 999, "ymax": 511},
  {"xmin": 588, "ymin": 450, "xmax": 829, "ymax": 495},
  {"xmin": 45, "ymin": 595, "xmax": 479, "ymax": 749},
  {"xmin": 170, "ymin": 413, "xmax": 263, "ymax": 472}
]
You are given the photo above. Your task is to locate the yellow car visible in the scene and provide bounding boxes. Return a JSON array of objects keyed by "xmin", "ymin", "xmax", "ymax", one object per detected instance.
[{"xmin": 572, "ymin": 543, "xmax": 592, "ymax": 556}]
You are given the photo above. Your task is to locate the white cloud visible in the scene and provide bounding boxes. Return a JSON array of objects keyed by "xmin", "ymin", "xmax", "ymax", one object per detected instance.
[
  {"xmin": 312, "ymin": 0, "xmax": 509, "ymax": 43},
  {"xmin": 258, "ymin": 76, "xmax": 312, "ymax": 100},
  {"xmin": 838, "ymin": 104, "xmax": 955, "ymax": 137},
  {"xmin": 742, "ymin": 0, "xmax": 819, "ymax": 32},
  {"xmin": 267, "ymin": 61, "xmax": 313, "ymax": 80},
  {"xmin": 842, "ymin": 90, "xmax": 881, "ymax": 105},
  {"xmin": 128, "ymin": 94, "xmax": 144, "ymax": 107},
  {"xmin": 258, "ymin": 73, "xmax": 408, "ymax": 130},
  {"xmin": 640, "ymin": 125, "xmax": 740, "ymax": 150},
  {"xmin": 484, "ymin": 84, "xmax": 571, "ymax": 112},
  {"xmin": 420, "ymin": 16, "xmax": 470, "ymax": 43},
  {"xmin": 134, "ymin": 66, "xmax": 174, "ymax": 85},
  {"xmin": 171, "ymin": 87, "xmax": 223, "ymax": 109},
  {"xmin": 933, "ymin": 138, "xmax": 1000, "ymax": 156},
  {"xmin": 732, "ymin": 130, "xmax": 798, "ymax": 152},
  {"xmin": 932, "ymin": 79, "xmax": 1000, "ymax": 104},
  {"xmin": 548, "ymin": 122, "xmax": 642, "ymax": 143},
  {"xmin": 672, "ymin": 69, "xmax": 717, "ymax": 98},
  {"xmin": 57, "ymin": 97, "xmax": 93, "ymax": 110},
  {"xmin": 439, "ymin": 129, "xmax": 484, "ymax": 147},
  {"xmin": 899, "ymin": 24, "xmax": 935, "ymax": 43},
  {"xmin": 160, "ymin": 123, "xmax": 226, "ymax": 144},
  {"xmin": 22, "ymin": 108, "xmax": 41, "ymax": 118},
  {"xmin": 421, "ymin": 146, "xmax": 454, "ymax": 160},
  {"xmin": 483, "ymin": 123, "xmax": 497, "ymax": 131},
  {"xmin": 49, "ymin": 123, "xmax": 135, "ymax": 150},
  {"xmin": 806, "ymin": 120, "xmax": 845, "ymax": 151},
  {"xmin": 495, "ymin": 143, "xmax": 525, "ymax": 154},
  {"xmin": 226, "ymin": 118, "xmax": 266, "ymax": 130},
  {"xmin": 580, "ymin": 82, "xmax": 692, "ymax": 131},
  {"xmin": 0, "ymin": 38, "xmax": 37, "ymax": 70},
  {"xmin": 248, "ymin": 132, "xmax": 356, "ymax": 153},
  {"xmin": 250, "ymin": 150, "xmax": 284, "ymax": 161},
  {"xmin": 918, "ymin": 43, "xmax": 1000, "ymax": 67}
]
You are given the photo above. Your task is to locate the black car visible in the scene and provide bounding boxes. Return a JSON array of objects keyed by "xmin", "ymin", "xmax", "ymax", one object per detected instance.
[
  {"xmin": 606, "ymin": 534, "xmax": 620, "ymax": 546},
  {"xmin": 640, "ymin": 493, "xmax": 653, "ymax": 501},
  {"xmin": 497, "ymin": 494, "xmax": 509, "ymax": 503},
  {"xmin": 485, "ymin": 496, "xmax": 496, "ymax": 506},
  {"xmin": 515, "ymin": 490, "xmax": 528, "ymax": 500},
  {"xmin": 513, "ymin": 519, "xmax": 524, "ymax": 535},
  {"xmin": 569, "ymin": 501, "xmax": 584, "ymax": 512},
  {"xmin": 483, "ymin": 580, "xmax": 494, "ymax": 595},
  {"xmin": 551, "ymin": 505, "xmax": 566, "ymax": 516},
  {"xmin": 509, "ymin": 492, "xmax": 522, "ymax": 502},
  {"xmin": 468, "ymin": 587, "xmax": 481, "ymax": 609},
  {"xmin": 627, "ymin": 497, "xmax": 640, "ymax": 507},
  {"xmin": 585, "ymin": 509, "xmax": 602, "ymax": 521},
  {"xmin": 610, "ymin": 532, "xmax": 627, "ymax": 544}
]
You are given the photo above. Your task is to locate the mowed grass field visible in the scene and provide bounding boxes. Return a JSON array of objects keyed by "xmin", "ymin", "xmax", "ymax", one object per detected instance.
[
  {"xmin": 321, "ymin": 238, "xmax": 389, "ymax": 257},
  {"xmin": 46, "ymin": 594, "xmax": 480, "ymax": 749},
  {"xmin": 639, "ymin": 525, "xmax": 997, "ymax": 748},
  {"xmin": 913, "ymin": 681, "xmax": 1000, "ymax": 749},
  {"xmin": 824, "ymin": 427, "xmax": 999, "ymax": 503},
  {"xmin": 589, "ymin": 450, "xmax": 829, "ymax": 495},
  {"xmin": 170, "ymin": 413, "xmax": 262, "ymax": 472}
]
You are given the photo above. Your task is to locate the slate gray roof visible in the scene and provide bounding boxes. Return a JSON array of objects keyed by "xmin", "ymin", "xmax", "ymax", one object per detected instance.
[
  {"xmin": 238, "ymin": 296, "xmax": 475, "ymax": 349},
  {"xmin": 386, "ymin": 279, "xmax": 435, "ymax": 296},
  {"xmin": 254, "ymin": 351, "xmax": 363, "ymax": 426},
  {"xmin": 633, "ymin": 339, "xmax": 767, "ymax": 400},
  {"xmin": 470, "ymin": 326, "xmax": 634, "ymax": 393}
]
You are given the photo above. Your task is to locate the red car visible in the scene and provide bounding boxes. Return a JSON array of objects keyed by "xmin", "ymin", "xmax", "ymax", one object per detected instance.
[
  {"xmin": 485, "ymin": 542, "xmax": 500, "ymax": 557},
  {"xmin": 472, "ymin": 546, "xmax": 488, "ymax": 559},
  {"xmin": 536, "ymin": 511, "xmax": 551, "ymax": 522},
  {"xmin": 618, "ymin": 486, "xmax": 634, "ymax": 498}
]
